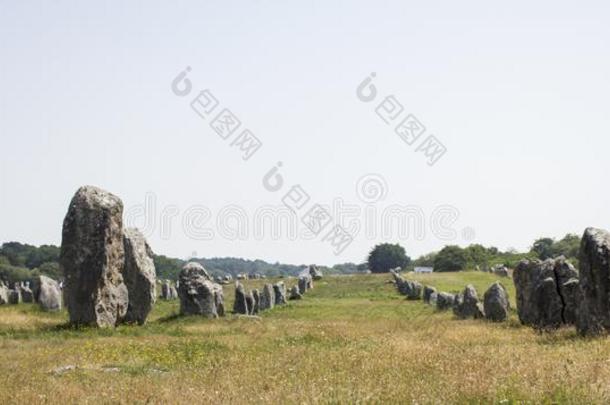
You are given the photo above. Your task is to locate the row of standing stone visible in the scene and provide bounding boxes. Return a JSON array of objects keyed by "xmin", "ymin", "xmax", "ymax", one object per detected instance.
[
  {"xmin": 389, "ymin": 227, "xmax": 610, "ymax": 336},
  {"xmin": 390, "ymin": 270, "xmax": 511, "ymax": 322},
  {"xmin": 0, "ymin": 277, "xmax": 63, "ymax": 312},
  {"xmin": 232, "ymin": 266, "xmax": 321, "ymax": 315}
]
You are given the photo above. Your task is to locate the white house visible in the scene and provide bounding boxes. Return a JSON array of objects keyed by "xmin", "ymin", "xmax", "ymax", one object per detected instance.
[{"xmin": 414, "ymin": 267, "xmax": 433, "ymax": 274}]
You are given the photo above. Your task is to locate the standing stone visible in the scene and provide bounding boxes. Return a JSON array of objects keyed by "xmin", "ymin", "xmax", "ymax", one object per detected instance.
[
  {"xmin": 436, "ymin": 292, "xmax": 455, "ymax": 311},
  {"xmin": 298, "ymin": 275, "xmax": 311, "ymax": 295},
  {"xmin": 36, "ymin": 275, "xmax": 62, "ymax": 311},
  {"xmin": 493, "ymin": 265, "xmax": 510, "ymax": 278},
  {"xmin": 170, "ymin": 286, "xmax": 178, "ymax": 299},
  {"xmin": 8, "ymin": 288, "xmax": 21, "ymax": 304},
  {"xmin": 245, "ymin": 291, "xmax": 256, "ymax": 315},
  {"xmin": 309, "ymin": 265, "xmax": 323, "ymax": 280},
  {"xmin": 178, "ymin": 262, "xmax": 224, "ymax": 318},
  {"xmin": 514, "ymin": 257, "xmax": 578, "ymax": 329},
  {"xmin": 577, "ymin": 228, "xmax": 610, "ymax": 335},
  {"xmin": 233, "ymin": 281, "xmax": 249, "ymax": 315},
  {"xmin": 60, "ymin": 186, "xmax": 128, "ymax": 327},
  {"xmin": 0, "ymin": 281, "xmax": 8, "ymax": 305},
  {"xmin": 259, "ymin": 283, "xmax": 275, "ymax": 311},
  {"xmin": 406, "ymin": 280, "xmax": 423, "ymax": 300},
  {"xmin": 20, "ymin": 284, "xmax": 34, "ymax": 303},
  {"xmin": 423, "ymin": 286, "xmax": 437, "ymax": 304},
  {"xmin": 561, "ymin": 278, "xmax": 580, "ymax": 325},
  {"xmin": 289, "ymin": 285, "xmax": 302, "ymax": 300},
  {"xmin": 161, "ymin": 281, "xmax": 171, "ymax": 300},
  {"xmin": 453, "ymin": 285, "xmax": 484, "ymax": 319},
  {"xmin": 483, "ymin": 282, "xmax": 510, "ymax": 322},
  {"xmin": 251, "ymin": 289, "xmax": 260, "ymax": 314},
  {"xmin": 121, "ymin": 228, "xmax": 156, "ymax": 325},
  {"xmin": 273, "ymin": 282, "xmax": 287, "ymax": 305}
]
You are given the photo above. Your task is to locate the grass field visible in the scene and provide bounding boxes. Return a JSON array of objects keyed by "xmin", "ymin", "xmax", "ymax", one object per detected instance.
[{"xmin": 1, "ymin": 272, "xmax": 609, "ymax": 404}]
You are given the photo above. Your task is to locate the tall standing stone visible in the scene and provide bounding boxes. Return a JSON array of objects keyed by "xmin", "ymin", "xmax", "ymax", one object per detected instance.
[
  {"xmin": 453, "ymin": 285, "xmax": 484, "ymax": 319},
  {"xmin": 0, "ymin": 281, "xmax": 8, "ymax": 305},
  {"xmin": 483, "ymin": 282, "xmax": 510, "ymax": 322},
  {"xmin": 273, "ymin": 282, "xmax": 287, "ymax": 305},
  {"xmin": 8, "ymin": 287, "xmax": 21, "ymax": 304},
  {"xmin": 259, "ymin": 283, "xmax": 275, "ymax": 311},
  {"xmin": 121, "ymin": 228, "xmax": 156, "ymax": 325},
  {"xmin": 178, "ymin": 262, "xmax": 224, "ymax": 318},
  {"xmin": 423, "ymin": 286, "xmax": 437, "ymax": 304},
  {"xmin": 251, "ymin": 289, "xmax": 260, "ymax": 314},
  {"xmin": 513, "ymin": 257, "xmax": 578, "ymax": 329},
  {"xmin": 298, "ymin": 275, "xmax": 311, "ymax": 295},
  {"xmin": 60, "ymin": 186, "xmax": 128, "ymax": 327},
  {"xmin": 233, "ymin": 281, "xmax": 250, "ymax": 314},
  {"xmin": 577, "ymin": 228, "xmax": 610, "ymax": 335},
  {"xmin": 37, "ymin": 275, "xmax": 62, "ymax": 311}
]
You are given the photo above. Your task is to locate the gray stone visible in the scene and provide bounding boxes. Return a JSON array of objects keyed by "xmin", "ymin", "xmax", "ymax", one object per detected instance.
[
  {"xmin": 8, "ymin": 288, "xmax": 21, "ymax": 304},
  {"xmin": 170, "ymin": 286, "xmax": 178, "ymax": 299},
  {"xmin": 436, "ymin": 292, "xmax": 455, "ymax": 311},
  {"xmin": 298, "ymin": 275, "xmax": 311, "ymax": 295},
  {"xmin": 493, "ymin": 265, "xmax": 510, "ymax": 278},
  {"xmin": 0, "ymin": 281, "xmax": 8, "ymax": 305},
  {"xmin": 561, "ymin": 278, "xmax": 580, "ymax": 325},
  {"xmin": 453, "ymin": 285, "xmax": 483, "ymax": 319},
  {"xmin": 178, "ymin": 261, "xmax": 224, "ymax": 318},
  {"xmin": 259, "ymin": 283, "xmax": 275, "ymax": 311},
  {"xmin": 289, "ymin": 285, "xmax": 302, "ymax": 300},
  {"xmin": 233, "ymin": 281, "xmax": 250, "ymax": 315},
  {"xmin": 36, "ymin": 275, "xmax": 62, "ymax": 312},
  {"xmin": 273, "ymin": 282, "xmax": 287, "ymax": 305},
  {"xmin": 21, "ymin": 285, "xmax": 34, "ymax": 303},
  {"xmin": 577, "ymin": 228, "xmax": 610, "ymax": 335},
  {"xmin": 251, "ymin": 289, "xmax": 260, "ymax": 315},
  {"xmin": 161, "ymin": 281, "xmax": 171, "ymax": 300},
  {"xmin": 483, "ymin": 282, "xmax": 510, "ymax": 322},
  {"xmin": 245, "ymin": 291, "xmax": 256, "ymax": 315},
  {"xmin": 60, "ymin": 186, "xmax": 128, "ymax": 327},
  {"xmin": 121, "ymin": 228, "xmax": 156, "ymax": 325},
  {"xmin": 513, "ymin": 257, "xmax": 578, "ymax": 329},
  {"xmin": 423, "ymin": 286, "xmax": 437, "ymax": 304},
  {"xmin": 309, "ymin": 265, "xmax": 323, "ymax": 280}
]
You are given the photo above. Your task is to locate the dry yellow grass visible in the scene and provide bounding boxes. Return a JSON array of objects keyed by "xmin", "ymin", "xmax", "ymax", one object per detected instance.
[{"xmin": 0, "ymin": 272, "xmax": 609, "ymax": 404}]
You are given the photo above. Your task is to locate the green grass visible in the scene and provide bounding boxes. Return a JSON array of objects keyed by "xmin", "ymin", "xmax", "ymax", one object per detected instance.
[{"xmin": 0, "ymin": 272, "xmax": 608, "ymax": 404}]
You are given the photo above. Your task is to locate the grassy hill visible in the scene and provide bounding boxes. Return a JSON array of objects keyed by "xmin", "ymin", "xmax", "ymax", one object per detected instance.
[{"xmin": 0, "ymin": 272, "xmax": 608, "ymax": 403}]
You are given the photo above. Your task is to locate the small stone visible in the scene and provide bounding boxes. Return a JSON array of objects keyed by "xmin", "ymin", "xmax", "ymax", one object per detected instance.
[{"xmin": 483, "ymin": 282, "xmax": 510, "ymax": 322}]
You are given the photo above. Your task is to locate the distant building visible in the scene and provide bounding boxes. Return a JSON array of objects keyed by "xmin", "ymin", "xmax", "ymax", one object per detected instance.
[{"xmin": 414, "ymin": 267, "xmax": 433, "ymax": 273}]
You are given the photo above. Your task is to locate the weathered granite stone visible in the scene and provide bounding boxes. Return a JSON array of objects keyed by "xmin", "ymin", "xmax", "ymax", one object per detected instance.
[
  {"xmin": 178, "ymin": 261, "xmax": 224, "ymax": 318},
  {"xmin": 436, "ymin": 292, "xmax": 455, "ymax": 311},
  {"xmin": 273, "ymin": 282, "xmax": 287, "ymax": 305},
  {"xmin": 233, "ymin": 281, "xmax": 250, "ymax": 315},
  {"xmin": 561, "ymin": 278, "xmax": 580, "ymax": 325},
  {"xmin": 577, "ymin": 228, "xmax": 610, "ymax": 335},
  {"xmin": 259, "ymin": 283, "xmax": 275, "ymax": 311},
  {"xmin": 453, "ymin": 285, "xmax": 483, "ymax": 319},
  {"xmin": 289, "ymin": 285, "xmax": 302, "ymax": 300},
  {"xmin": 298, "ymin": 275, "xmax": 311, "ymax": 295},
  {"xmin": 514, "ymin": 256, "xmax": 578, "ymax": 329},
  {"xmin": 483, "ymin": 282, "xmax": 510, "ymax": 322},
  {"xmin": 121, "ymin": 228, "xmax": 156, "ymax": 325},
  {"xmin": 423, "ymin": 286, "xmax": 437, "ymax": 304},
  {"xmin": 309, "ymin": 265, "xmax": 323, "ymax": 280},
  {"xmin": 251, "ymin": 289, "xmax": 260, "ymax": 315},
  {"xmin": 60, "ymin": 186, "xmax": 128, "ymax": 327},
  {"xmin": 0, "ymin": 281, "xmax": 9, "ymax": 305},
  {"xmin": 21, "ymin": 285, "xmax": 34, "ymax": 303},
  {"xmin": 245, "ymin": 291, "xmax": 255, "ymax": 315},
  {"xmin": 36, "ymin": 275, "xmax": 62, "ymax": 311},
  {"xmin": 8, "ymin": 288, "xmax": 21, "ymax": 304}
]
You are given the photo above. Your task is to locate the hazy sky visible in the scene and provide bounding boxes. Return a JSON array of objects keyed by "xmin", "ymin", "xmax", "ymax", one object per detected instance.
[{"xmin": 1, "ymin": 1, "xmax": 609, "ymax": 265}]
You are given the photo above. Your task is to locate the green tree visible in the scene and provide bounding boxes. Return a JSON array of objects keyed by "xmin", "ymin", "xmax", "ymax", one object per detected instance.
[
  {"xmin": 433, "ymin": 245, "xmax": 467, "ymax": 272},
  {"xmin": 531, "ymin": 237, "xmax": 555, "ymax": 260},
  {"xmin": 367, "ymin": 243, "xmax": 411, "ymax": 273}
]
